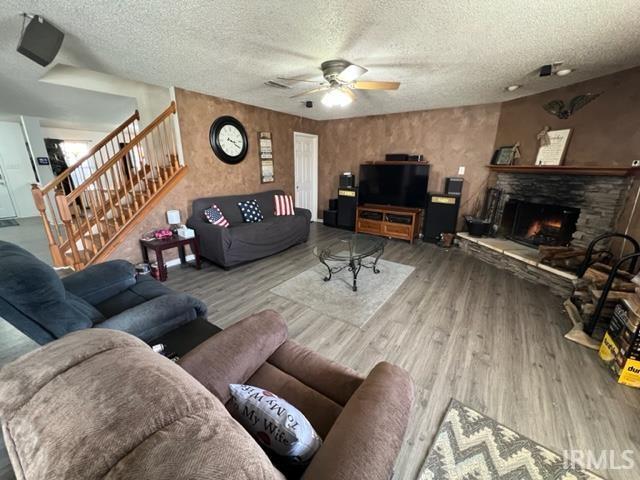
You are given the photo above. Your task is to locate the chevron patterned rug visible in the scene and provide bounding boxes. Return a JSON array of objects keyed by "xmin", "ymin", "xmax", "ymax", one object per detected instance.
[{"xmin": 418, "ymin": 400, "xmax": 603, "ymax": 480}]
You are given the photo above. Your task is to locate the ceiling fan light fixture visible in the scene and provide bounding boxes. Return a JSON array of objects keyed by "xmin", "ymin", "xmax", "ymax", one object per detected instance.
[
  {"xmin": 321, "ymin": 88, "xmax": 353, "ymax": 107},
  {"xmin": 556, "ymin": 68, "xmax": 573, "ymax": 77},
  {"xmin": 506, "ymin": 84, "xmax": 521, "ymax": 92}
]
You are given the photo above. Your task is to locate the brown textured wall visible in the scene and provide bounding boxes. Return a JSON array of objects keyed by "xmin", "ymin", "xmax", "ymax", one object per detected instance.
[
  {"xmin": 108, "ymin": 67, "xmax": 640, "ymax": 264},
  {"xmin": 494, "ymin": 66, "xmax": 640, "ymax": 251},
  {"xmin": 109, "ymin": 88, "xmax": 317, "ymax": 262},
  {"xmin": 494, "ymin": 66, "xmax": 640, "ymax": 166},
  {"xmin": 315, "ymin": 104, "xmax": 502, "ymax": 222}
]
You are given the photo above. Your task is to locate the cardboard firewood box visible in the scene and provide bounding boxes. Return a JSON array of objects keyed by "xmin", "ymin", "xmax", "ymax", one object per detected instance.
[{"xmin": 599, "ymin": 297, "xmax": 640, "ymax": 388}]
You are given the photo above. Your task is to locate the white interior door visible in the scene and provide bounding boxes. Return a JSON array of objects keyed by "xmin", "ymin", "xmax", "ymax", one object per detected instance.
[
  {"xmin": 0, "ymin": 121, "xmax": 38, "ymax": 218},
  {"xmin": 294, "ymin": 132, "xmax": 318, "ymax": 221},
  {"xmin": 0, "ymin": 164, "xmax": 17, "ymax": 219}
]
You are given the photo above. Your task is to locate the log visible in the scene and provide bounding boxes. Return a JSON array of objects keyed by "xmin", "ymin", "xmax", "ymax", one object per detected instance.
[
  {"xmin": 589, "ymin": 288, "xmax": 637, "ymax": 305},
  {"xmin": 591, "ymin": 262, "xmax": 635, "ymax": 281},
  {"xmin": 582, "ymin": 267, "xmax": 637, "ymax": 292}
]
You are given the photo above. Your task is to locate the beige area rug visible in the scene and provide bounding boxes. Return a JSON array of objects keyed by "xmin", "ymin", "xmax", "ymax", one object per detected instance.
[{"xmin": 270, "ymin": 257, "xmax": 414, "ymax": 328}]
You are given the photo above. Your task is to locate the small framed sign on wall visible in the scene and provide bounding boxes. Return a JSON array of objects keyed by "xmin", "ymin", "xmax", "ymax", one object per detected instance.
[
  {"xmin": 535, "ymin": 129, "xmax": 572, "ymax": 166},
  {"xmin": 259, "ymin": 132, "xmax": 274, "ymax": 183}
]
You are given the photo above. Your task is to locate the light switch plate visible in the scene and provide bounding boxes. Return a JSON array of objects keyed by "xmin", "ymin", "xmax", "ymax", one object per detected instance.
[{"xmin": 458, "ymin": 166, "xmax": 466, "ymax": 175}]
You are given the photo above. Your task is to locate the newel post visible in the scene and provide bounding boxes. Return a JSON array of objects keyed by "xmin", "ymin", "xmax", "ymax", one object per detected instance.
[
  {"xmin": 55, "ymin": 191, "xmax": 83, "ymax": 270},
  {"xmin": 31, "ymin": 185, "xmax": 64, "ymax": 267}
]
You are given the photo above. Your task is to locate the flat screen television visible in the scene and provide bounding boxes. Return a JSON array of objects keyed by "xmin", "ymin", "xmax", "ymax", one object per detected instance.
[{"xmin": 358, "ymin": 163, "xmax": 429, "ymax": 208}]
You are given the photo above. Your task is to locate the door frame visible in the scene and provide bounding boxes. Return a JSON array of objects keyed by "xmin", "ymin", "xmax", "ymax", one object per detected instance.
[
  {"xmin": 293, "ymin": 132, "xmax": 319, "ymax": 221},
  {"xmin": 0, "ymin": 156, "xmax": 18, "ymax": 219}
]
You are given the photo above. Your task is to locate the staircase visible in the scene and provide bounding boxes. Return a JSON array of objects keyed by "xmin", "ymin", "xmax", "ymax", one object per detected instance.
[{"xmin": 31, "ymin": 102, "xmax": 186, "ymax": 270}]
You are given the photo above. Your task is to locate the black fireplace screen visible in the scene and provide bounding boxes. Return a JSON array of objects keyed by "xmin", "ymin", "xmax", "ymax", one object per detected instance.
[{"xmin": 501, "ymin": 199, "xmax": 580, "ymax": 247}]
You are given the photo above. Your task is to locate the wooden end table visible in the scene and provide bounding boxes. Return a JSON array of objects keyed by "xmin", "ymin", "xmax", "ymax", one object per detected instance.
[{"xmin": 140, "ymin": 235, "xmax": 201, "ymax": 281}]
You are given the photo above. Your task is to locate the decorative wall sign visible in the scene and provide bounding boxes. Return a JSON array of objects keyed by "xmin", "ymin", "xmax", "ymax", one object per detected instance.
[
  {"xmin": 535, "ymin": 129, "xmax": 572, "ymax": 166},
  {"xmin": 259, "ymin": 132, "xmax": 274, "ymax": 183}
]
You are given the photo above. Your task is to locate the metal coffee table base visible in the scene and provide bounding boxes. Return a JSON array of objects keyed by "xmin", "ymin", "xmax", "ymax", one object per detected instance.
[{"xmin": 319, "ymin": 252, "xmax": 382, "ymax": 292}]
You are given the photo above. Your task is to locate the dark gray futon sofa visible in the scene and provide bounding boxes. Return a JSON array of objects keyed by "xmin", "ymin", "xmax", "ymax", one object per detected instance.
[
  {"xmin": 0, "ymin": 241, "xmax": 207, "ymax": 345},
  {"xmin": 187, "ymin": 190, "xmax": 311, "ymax": 268}
]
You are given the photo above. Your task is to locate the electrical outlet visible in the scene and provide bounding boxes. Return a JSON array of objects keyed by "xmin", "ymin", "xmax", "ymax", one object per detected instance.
[
  {"xmin": 632, "ymin": 160, "xmax": 640, "ymax": 167},
  {"xmin": 458, "ymin": 166, "xmax": 466, "ymax": 175}
]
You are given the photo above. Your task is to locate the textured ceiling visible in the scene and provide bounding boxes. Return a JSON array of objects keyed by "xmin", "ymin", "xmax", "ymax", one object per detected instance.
[{"xmin": 2, "ymin": 0, "xmax": 640, "ymax": 121}]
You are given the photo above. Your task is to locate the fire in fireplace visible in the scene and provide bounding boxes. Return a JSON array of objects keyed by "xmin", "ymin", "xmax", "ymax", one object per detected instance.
[{"xmin": 500, "ymin": 199, "xmax": 580, "ymax": 247}]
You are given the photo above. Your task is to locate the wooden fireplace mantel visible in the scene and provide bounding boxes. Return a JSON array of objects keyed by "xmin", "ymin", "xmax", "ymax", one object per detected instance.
[{"xmin": 487, "ymin": 165, "xmax": 640, "ymax": 177}]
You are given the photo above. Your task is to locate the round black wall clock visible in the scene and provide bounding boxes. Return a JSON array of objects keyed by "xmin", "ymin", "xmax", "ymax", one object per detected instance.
[{"xmin": 209, "ymin": 116, "xmax": 248, "ymax": 164}]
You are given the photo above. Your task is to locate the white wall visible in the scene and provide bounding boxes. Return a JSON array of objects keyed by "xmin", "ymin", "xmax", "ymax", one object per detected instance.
[
  {"xmin": 40, "ymin": 65, "xmax": 171, "ymax": 126},
  {"xmin": 0, "ymin": 121, "xmax": 39, "ymax": 218},
  {"xmin": 40, "ymin": 127, "xmax": 111, "ymax": 148},
  {"xmin": 20, "ymin": 116, "xmax": 55, "ymax": 187}
]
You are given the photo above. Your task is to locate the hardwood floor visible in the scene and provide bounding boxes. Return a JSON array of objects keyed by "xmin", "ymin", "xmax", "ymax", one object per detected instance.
[{"xmin": 1, "ymin": 223, "xmax": 638, "ymax": 479}]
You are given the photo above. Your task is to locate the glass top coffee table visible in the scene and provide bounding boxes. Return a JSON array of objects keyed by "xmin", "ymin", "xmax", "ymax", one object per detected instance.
[{"xmin": 313, "ymin": 234, "xmax": 386, "ymax": 291}]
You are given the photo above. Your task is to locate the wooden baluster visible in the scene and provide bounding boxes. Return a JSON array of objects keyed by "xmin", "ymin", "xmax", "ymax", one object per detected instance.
[
  {"xmin": 159, "ymin": 118, "xmax": 176, "ymax": 174},
  {"xmin": 159, "ymin": 123, "xmax": 172, "ymax": 179},
  {"xmin": 110, "ymin": 161, "xmax": 127, "ymax": 224},
  {"xmin": 93, "ymin": 183, "xmax": 110, "ymax": 242},
  {"xmin": 32, "ymin": 185, "xmax": 64, "ymax": 266},
  {"xmin": 70, "ymin": 199, "xmax": 91, "ymax": 265},
  {"xmin": 85, "ymin": 185, "xmax": 106, "ymax": 249},
  {"xmin": 135, "ymin": 131, "xmax": 155, "ymax": 197},
  {"xmin": 56, "ymin": 191, "xmax": 83, "ymax": 270},
  {"xmin": 142, "ymin": 132, "xmax": 162, "ymax": 191}
]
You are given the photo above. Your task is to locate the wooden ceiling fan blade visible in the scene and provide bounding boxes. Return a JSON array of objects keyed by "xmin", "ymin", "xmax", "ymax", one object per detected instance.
[
  {"xmin": 289, "ymin": 85, "xmax": 330, "ymax": 98},
  {"xmin": 342, "ymin": 87, "xmax": 356, "ymax": 101},
  {"xmin": 337, "ymin": 64, "xmax": 368, "ymax": 83},
  {"xmin": 352, "ymin": 80, "xmax": 400, "ymax": 90}
]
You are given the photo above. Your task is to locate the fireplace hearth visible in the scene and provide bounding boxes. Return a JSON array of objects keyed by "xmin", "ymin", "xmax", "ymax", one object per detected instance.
[{"xmin": 500, "ymin": 199, "xmax": 580, "ymax": 247}]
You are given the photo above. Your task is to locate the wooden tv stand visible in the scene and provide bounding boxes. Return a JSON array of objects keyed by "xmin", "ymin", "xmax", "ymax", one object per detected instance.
[{"xmin": 355, "ymin": 204, "xmax": 422, "ymax": 243}]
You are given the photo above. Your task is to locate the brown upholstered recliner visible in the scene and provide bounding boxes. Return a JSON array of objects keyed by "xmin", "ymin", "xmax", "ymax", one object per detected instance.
[{"xmin": 0, "ymin": 310, "xmax": 413, "ymax": 479}]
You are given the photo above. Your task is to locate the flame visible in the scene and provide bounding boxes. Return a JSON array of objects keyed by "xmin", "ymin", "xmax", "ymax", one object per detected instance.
[{"xmin": 526, "ymin": 218, "xmax": 562, "ymax": 238}]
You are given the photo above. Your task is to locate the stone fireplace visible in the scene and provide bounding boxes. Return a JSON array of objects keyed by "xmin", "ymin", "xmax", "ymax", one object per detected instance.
[
  {"xmin": 457, "ymin": 166, "xmax": 635, "ymax": 297},
  {"xmin": 494, "ymin": 171, "xmax": 631, "ymax": 248}
]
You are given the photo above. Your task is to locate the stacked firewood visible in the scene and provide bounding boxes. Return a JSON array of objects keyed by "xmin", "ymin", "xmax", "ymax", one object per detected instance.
[
  {"xmin": 569, "ymin": 262, "xmax": 640, "ymax": 332},
  {"xmin": 538, "ymin": 246, "xmax": 611, "ymax": 271}
]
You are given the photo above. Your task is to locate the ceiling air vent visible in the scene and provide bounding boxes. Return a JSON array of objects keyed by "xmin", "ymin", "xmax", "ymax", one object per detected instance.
[{"xmin": 264, "ymin": 80, "xmax": 291, "ymax": 89}]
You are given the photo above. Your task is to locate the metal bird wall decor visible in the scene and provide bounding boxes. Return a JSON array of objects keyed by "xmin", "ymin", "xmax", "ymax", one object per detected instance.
[{"xmin": 542, "ymin": 92, "xmax": 602, "ymax": 119}]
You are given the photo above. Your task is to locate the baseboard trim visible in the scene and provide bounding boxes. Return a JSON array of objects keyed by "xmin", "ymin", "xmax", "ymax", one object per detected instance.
[{"xmin": 165, "ymin": 254, "xmax": 195, "ymax": 268}]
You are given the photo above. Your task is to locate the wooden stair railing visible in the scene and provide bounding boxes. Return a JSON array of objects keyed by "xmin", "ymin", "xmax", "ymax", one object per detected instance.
[{"xmin": 32, "ymin": 102, "xmax": 183, "ymax": 269}]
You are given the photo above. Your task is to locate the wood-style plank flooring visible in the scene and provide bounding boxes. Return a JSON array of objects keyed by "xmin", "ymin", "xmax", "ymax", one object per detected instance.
[{"xmin": 1, "ymin": 223, "xmax": 639, "ymax": 479}]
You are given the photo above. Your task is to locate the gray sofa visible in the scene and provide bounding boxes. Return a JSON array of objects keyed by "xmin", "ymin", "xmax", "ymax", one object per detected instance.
[
  {"xmin": 0, "ymin": 241, "xmax": 207, "ymax": 345},
  {"xmin": 187, "ymin": 189, "xmax": 311, "ymax": 268}
]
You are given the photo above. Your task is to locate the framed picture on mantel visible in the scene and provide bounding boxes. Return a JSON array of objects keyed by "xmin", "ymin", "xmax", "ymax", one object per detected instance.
[{"xmin": 535, "ymin": 128, "xmax": 572, "ymax": 166}]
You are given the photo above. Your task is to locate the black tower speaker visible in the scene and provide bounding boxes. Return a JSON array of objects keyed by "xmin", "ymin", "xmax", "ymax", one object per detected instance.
[
  {"xmin": 329, "ymin": 198, "xmax": 338, "ymax": 210},
  {"xmin": 17, "ymin": 16, "xmax": 64, "ymax": 67},
  {"xmin": 337, "ymin": 187, "xmax": 358, "ymax": 229},
  {"xmin": 423, "ymin": 194, "xmax": 460, "ymax": 243}
]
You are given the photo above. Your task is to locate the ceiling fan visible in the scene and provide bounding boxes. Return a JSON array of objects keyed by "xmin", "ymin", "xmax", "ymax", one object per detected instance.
[{"xmin": 280, "ymin": 59, "xmax": 400, "ymax": 107}]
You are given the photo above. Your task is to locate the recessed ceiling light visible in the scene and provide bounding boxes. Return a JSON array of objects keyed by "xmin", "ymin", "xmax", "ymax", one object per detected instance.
[
  {"xmin": 506, "ymin": 85, "xmax": 521, "ymax": 92},
  {"xmin": 556, "ymin": 68, "xmax": 573, "ymax": 77}
]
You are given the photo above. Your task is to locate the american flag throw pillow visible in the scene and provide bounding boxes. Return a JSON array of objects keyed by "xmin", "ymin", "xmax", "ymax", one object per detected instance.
[
  {"xmin": 203, "ymin": 204, "xmax": 229, "ymax": 228},
  {"xmin": 274, "ymin": 194, "xmax": 295, "ymax": 216}
]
